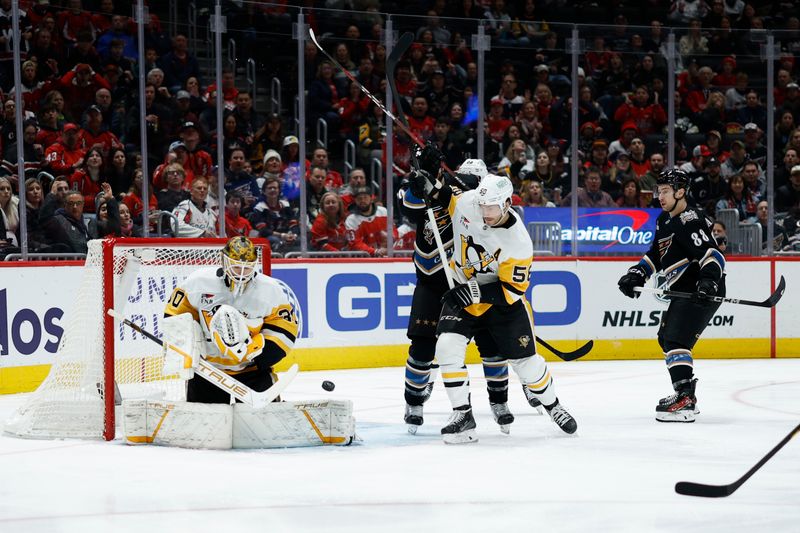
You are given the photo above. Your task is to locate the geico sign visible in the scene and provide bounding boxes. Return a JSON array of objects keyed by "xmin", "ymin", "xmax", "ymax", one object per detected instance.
[
  {"xmin": 323, "ymin": 270, "xmax": 582, "ymax": 331},
  {"xmin": 0, "ymin": 289, "xmax": 64, "ymax": 356}
]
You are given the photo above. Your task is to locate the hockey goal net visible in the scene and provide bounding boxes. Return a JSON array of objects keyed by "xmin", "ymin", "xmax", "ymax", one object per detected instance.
[{"xmin": 4, "ymin": 238, "xmax": 270, "ymax": 441}]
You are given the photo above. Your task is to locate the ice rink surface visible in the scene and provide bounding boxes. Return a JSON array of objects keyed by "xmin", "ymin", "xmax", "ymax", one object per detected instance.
[{"xmin": 0, "ymin": 359, "xmax": 798, "ymax": 533}]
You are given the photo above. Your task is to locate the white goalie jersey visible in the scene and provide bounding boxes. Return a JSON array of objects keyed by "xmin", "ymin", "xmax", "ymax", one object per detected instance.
[
  {"xmin": 164, "ymin": 267, "xmax": 299, "ymax": 372},
  {"xmin": 447, "ymin": 189, "xmax": 533, "ymax": 316}
]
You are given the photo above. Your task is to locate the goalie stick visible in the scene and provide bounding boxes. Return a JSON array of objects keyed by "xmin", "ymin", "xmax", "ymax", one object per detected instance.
[
  {"xmin": 675, "ymin": 422, "xmax": 800, "ymax": 497},
  {"xmin": 634, "ymin": 275, "xmax": 785, "ymax": 308},
  {"xmin": 107, "ymin": 309, "xmax": 298, "ymax": 408}
]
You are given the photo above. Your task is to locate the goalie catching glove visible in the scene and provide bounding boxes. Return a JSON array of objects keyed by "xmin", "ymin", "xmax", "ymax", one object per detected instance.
[
  {"xmin": 209, "ymin": 304, "xmax": 265, "ymax": 368},
  {"xmin": 441, "ymin": 279, "xmax": 481, "ymax": 309}
]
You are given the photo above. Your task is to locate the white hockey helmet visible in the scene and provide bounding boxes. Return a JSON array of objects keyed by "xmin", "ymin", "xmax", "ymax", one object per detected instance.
[
  {"xmin": 476, "ymin": 173, "xmax": 514, "ymax": 215},
  {"xmin": 457, "ymin": 159, "xmax": 488, "ymax": 179}
]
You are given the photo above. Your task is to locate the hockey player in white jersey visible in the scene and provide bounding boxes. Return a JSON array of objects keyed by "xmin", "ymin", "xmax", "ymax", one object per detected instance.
[
  {"xmin": 163, "ymin": 236, "xmax": 299, "ymax": 403},
  {"xmin": 415, "ymin": 170, "xmax": 577, "ymax": 443}
]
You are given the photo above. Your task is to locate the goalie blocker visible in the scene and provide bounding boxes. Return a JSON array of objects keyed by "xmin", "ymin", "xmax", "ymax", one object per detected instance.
[{"xmin": 122, "ymin": 398, "xmax": 356, "ymax": 449}]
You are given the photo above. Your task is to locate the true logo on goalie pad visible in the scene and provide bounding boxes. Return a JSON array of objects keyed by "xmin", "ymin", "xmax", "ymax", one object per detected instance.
[{"xmin": 122, "ymin": 399, "xmax": 356, "ymax": 449}]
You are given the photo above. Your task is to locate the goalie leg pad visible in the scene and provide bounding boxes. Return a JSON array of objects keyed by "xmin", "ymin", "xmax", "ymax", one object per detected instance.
[
  {"xmin": 233, "ymin": 400, "xmax": 356, "ymax": 448},
  {"xmin": 121, "ymin": 399, "xmax": 233, "ymax": 449}
]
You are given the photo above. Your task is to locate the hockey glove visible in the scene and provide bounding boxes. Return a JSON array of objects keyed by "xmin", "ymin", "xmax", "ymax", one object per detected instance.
[
  {"xmin": 410, "ymin": 169, "xmax": 441, "ymax": 199},
  {"xmin": 415, "ymin": 142, "xmax": 445, "ymax": 176},
  {"xmin": 441, "ymin": 278, "xmax": 481, "ymax": 309},
  {"xmin": 694, "ymin": 278, "xmax": 718, "ymax": 301},
  {"xmin": 617, "ymin": 267, "xmax": 647, "ymax": 299}
]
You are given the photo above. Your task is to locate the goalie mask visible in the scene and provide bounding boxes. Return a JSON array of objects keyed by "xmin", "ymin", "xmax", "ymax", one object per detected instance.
[
  {"xmin": 476, "ymin": 173, "xmax": 514, "ymax": 225},
  {"xmin": 222, "ymin": 236, "xmax": 258, "ymax": 295}
]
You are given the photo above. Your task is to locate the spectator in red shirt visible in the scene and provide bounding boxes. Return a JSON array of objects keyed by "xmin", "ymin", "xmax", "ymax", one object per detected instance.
[
  {"xmin": 309, "ymin": 147, "xmax": 344, "ymax": 190},
  {"xmin": 339, "ymin": 167, "xmax": 368, "ymax": 211},
  {"xmin": 44, "ymin": 123, "xmax": 86, "ymax": 178},
  {"xmin": 79, "ymin": 104, "xmax": 122, "ymax": 158},
  {"xmin": 35, "ymin": 104, "xmax": 62, "ymax": 148},
  {"xmin": 224, "ymin": 191, "xmax": 257, "ymax": 238},
  {"xmin": 406, "ymin": 96, "xmax": 436, "ymax": 142},
  {"xmin": 685, "ymin": 66, "xmax": 716, "ymax": 114},
  {"xmin": 345, "ymin": 187, "xmax": 397, "ymax": 257},
  {"xmin": 179, "ymin": 121, "xmax": 213, "ymax": 179},
  {"xmin": 486, "ymin": 97, "xmax": 512, "ymax": 143},
  {"xmin": 392, "ymin": 60, "xmax": 417, "ymax": 99},
  {"xmin": 628, "ymin": 137, "xmax": 650, "ymax": 177},
  {"xmin": 152, "ymin": 141, "xmax": 197, "ymax": 190},
  {"xmin": 58, "ymin": 63, "xmax": 111, "ymax": 122},
  {"xmin": 59, "ymin": 0, "xmax": 97, "ymax": 46},
  {"xmin": 337, "ymin": 81, "xmax": 370, "ymax": 137},
  {"xmin": 613, "ymin": 86, "xmax": 666, "ymax": 135},
  {"xmin": 203, "ymin": 69, "xmax": 238, "ymax": 112},
  {"xmin": 311, "ymin": 191, "xmax": 349, "ymax": 251},
  {"xmin": 712, "ymin": 56, "xmax": 737, "ymax": 89},
  {"xmin": 69, "ymin": 147, "xmax": 106, "ymax": 213},
  {"xmin": 122, "ymin": 168, "xmax": 159, "ymax": 231}
]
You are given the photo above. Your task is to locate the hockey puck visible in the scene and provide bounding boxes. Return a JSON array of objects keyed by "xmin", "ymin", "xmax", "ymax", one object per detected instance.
[{"xmin": 321, "ymin": 380, "xmax": 335, "ymax": 391}]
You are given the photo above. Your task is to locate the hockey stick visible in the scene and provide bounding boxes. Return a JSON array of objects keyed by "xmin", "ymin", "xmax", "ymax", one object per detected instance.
[
  {"xmin": 634, "ymin": 275, "xmax": 785, "ymax": 308},
  {"xmin": 107, "ymin": 309, "xmax": 298, "ymax": 408},
  {"xmin": 675, "ymin": 422, "xmax": 800, "ymax": 497},
  {"xmin": 535, "ymin": 337, "xmax": 594, "ymax": 362},
  {"xmin": 386, "ymin": 31, "xmax": 456, "ymax": 290}
]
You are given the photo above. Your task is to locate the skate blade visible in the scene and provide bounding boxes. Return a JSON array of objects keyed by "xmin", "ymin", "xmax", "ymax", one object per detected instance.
[
  {"xmin": 499, "ymin": 424, "xmax": 511, "ymax": 435},
  {"xmin": 442, "ymin": 429, "xmax": 478, "ymax": 444},
  {"xmin": 532, "ymin": 406, "xmax": 544, "ymax": 415},
  {"xmin": 655, "ymin": 411, "xmax": 696, "ymax": 423},
  {"xmin": 407, "ymin": 424, "xmax": 420, "ymax": 435}
]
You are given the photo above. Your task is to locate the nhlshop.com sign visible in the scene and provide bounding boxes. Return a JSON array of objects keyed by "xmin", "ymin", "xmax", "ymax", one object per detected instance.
[{"xmin": 524, "ymin": 207, "xmax": 660, "ymax": 254}]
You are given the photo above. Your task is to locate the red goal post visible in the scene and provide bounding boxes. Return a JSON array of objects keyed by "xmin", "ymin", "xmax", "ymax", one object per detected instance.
[{"xmin": 5, "ymin": 237, "xmax": 272, "ymax": 441}]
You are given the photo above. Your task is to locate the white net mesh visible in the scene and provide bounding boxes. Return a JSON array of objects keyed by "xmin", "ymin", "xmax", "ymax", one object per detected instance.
[{"xmin": 4, "ymin": 239, "xmax": 264, "ymax": 440}]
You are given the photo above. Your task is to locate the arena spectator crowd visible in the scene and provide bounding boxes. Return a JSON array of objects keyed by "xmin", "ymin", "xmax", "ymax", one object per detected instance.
[{"xmin": 1, "ymin": 0, "xmax": 799, "ymax": 259}]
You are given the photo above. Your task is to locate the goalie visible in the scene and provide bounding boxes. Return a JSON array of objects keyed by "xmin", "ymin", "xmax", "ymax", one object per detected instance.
[{"xmin": 163, "ymin": 236, "xmax": 299, "ymax": 403}]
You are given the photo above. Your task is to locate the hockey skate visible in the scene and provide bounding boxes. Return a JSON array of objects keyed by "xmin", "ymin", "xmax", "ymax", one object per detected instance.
[
  {"xmin": 441, "ymin": 407, "xmax": 478, "ymax": 444},
  {"xmin": 522, "ymin": 384, "xmax": 544, "ymax": 414},
  {"xmin": 404, "ymin": 404, "xmax": 424, "ymax": 434},
  {"xmin": 490, "ymin": 403, "xmax": 514, "ymax": 434},
  {"xmin": 545, "ymin": 400, "xmax": 578, "ymax": 434},
  {"xmin": 405, "ymin": 383, "xmax": 434, "ymax": 434},
  {"xmin": 656, "ymin": 379, "xmax": 698, "ymax": 423}
]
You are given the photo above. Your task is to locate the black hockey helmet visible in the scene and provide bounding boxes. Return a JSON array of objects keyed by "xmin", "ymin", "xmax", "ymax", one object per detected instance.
[{"xmin": 656, "ymin": 168, "xmax": 690, "ymax": 191}]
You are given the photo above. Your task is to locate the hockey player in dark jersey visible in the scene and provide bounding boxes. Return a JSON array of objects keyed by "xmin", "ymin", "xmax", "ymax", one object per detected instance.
[
  {"xmin": 400, "ymin": 145, "xmax": 541, "ymax": 435},
  {"xmin": 617, "ymin": 169, "xmax": 726, "ymax": 422}
]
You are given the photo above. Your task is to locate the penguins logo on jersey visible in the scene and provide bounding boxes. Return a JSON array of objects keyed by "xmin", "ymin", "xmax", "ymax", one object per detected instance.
[
  {"xmin": 458, "ymin": 235, "xmax": 500, "ymax": 278},
  {"xmin": 518, "ymin": 335, "xmax": 531, "ymax": 348}
]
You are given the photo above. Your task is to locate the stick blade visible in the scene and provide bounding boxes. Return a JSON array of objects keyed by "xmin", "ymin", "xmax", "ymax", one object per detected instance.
[
  {"xmin": 561, "ymin": 340, "xmax": 593, "ymax": 361},
  {"xmin": 675, "ymin": 481, "xmax": 734, "ymax": 498},
  {"xmin": 766, "ymin": 275, "xmax": 786, "ymax": 307},
  {"xmin": 388, "ymin": 32, "xmax": 414, "ymax": 62}
]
